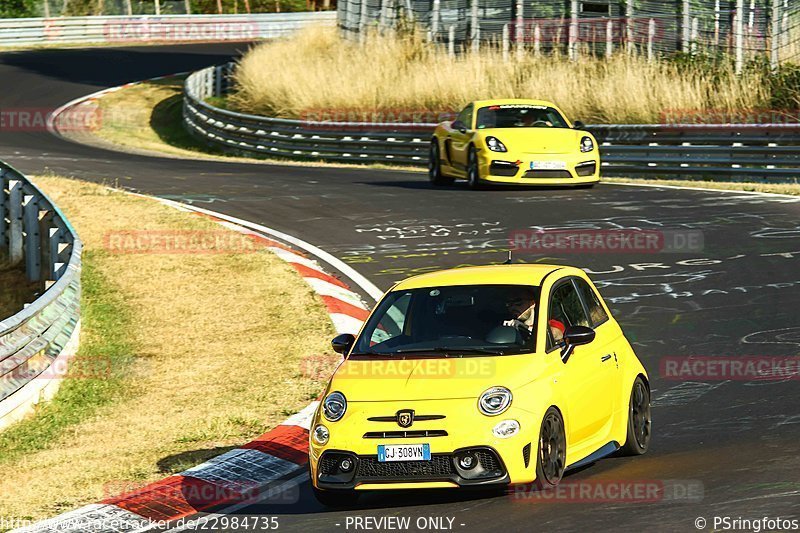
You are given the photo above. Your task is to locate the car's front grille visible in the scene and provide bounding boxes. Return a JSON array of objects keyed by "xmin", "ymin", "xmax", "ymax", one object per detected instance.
[
  {"xmin": 575, "ymin": 162, "xmax": 597, "ymax": 176},
  {"xmin": 318, "ymin": 453, "xmax": 343, "ymax": 475},
  {"xmin": 523, "ymin": 170, "xmax": 572, "ymax": 179},
  {"xmin": 474, "ymin": 449, "xmax": 502, "ymax": 472},
  {"xmin": 489, "ymin": 161, "xmax": 519, "ymax": 177},
  {"xmin": 363, "ymin": 430, "xmax": 448, "ymax": 439},
  {"xmin": 357, "ymin": 456, "xmax": 455, "ymax": 479}
]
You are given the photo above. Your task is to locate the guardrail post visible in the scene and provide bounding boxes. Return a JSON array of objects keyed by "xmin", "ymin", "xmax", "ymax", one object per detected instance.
[
  {"xmin": 0, "ymin": 170, "xmax": 6, "ymax": 254},
  {"xmin": 515, "ymin": 0, "xmax": 523, "ymax": 59},
  {"xmin": 429, "ymin": 0, "xmax": 439, "ymax": 42},
  {"xmin": 648, "ymin": 19, "xmax": 655, "ymax": 61},
  {"xmin": 682, "ymin": 0, "xmax": 691, "ymax": 52},
  {"xmin": 8, "ymin": 180, "xmax": 23, "ymax": 266},
  {"xmin": 569, "ymin": 0, "xmax": 578, "ymax": 60},
  {"xmin": 49, "ymin": 225, "xmax": 64, "ymax": 281},
  {"xmin": 771, "ymin": 0, "xmax": 781, "ymax": 70},
  {"xmin": 502, "ymin": 24, "xmax": 510, "ymax": 61},
  {"xmin": 735, "ymin": 0, "xmax": 744, "ymax": 73},
  {"xmin": 23, "ymin": 194, "xmax": 41, "ymax": 282},
  {"xmin": 625, "ymin": 0, "xmax": 634, "ymax": 53},
  {"xmin": 38, "ymin": 209, "xmax": 54, "ymax": 284},
  {"xmin": 470, "ymin": 0, "xmax": 478, "ymax": 51},
  {"xmin": 448, "ymin": 25, "xmax": 455, "ymax": 56},
  {"xmin": 214, "ymin": 66, "xmax": 223, "ymax": 97},
  {"xmin": 606, "ymin": 19, "xmax": 613, "ymax": 58}
]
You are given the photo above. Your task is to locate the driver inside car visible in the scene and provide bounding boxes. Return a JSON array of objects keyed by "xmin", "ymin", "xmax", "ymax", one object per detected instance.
[{"xmin": 503, "ymin": 297, "xmax": 536, "ymax": 333}]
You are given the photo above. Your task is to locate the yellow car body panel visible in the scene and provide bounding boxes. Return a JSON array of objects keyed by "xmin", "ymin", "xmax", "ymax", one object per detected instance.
[
  {"xmin": 309, "ymin": 265, "xmax": 647, "ymax": 492},
  {"xmin": 431, "ymin": 98, "xmax": 601, "ymax": 186}
]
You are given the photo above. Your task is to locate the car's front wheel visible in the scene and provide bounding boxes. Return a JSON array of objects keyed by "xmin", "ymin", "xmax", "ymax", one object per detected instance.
[
  {"xmin": 429, "ymin": 140, "xmax": 454, "ymax": 185},
  {"xmin": 312, "ymin": 486, "xmax": 360, "ymax": 507},
  {"xmin": 620, "ymin": 376, "xmax": 651, "ymax": 455},
  {"xmin": 466, "ymin": 146, "xmax": 482, "ymax": 190},
  {"xmin": 535, "ymin": 407, "xmax": 566, "ymax": 490}
]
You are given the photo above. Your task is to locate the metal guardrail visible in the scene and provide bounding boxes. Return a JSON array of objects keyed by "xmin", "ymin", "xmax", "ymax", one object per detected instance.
[
  {"xmin": 184, "ymin": 63, "xmax": 800, "ymax": 180},
  {"xmin": 0, "ymin": 162, "xmax": 81, "ymax": 428},
  {"xmin": 0, "ymin": 12, "xmax": 335, "ymax": 47}
]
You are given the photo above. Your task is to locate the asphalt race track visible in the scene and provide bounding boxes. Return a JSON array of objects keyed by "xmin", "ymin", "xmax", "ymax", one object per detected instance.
[{"xmin": 1, "ymin": 44, "xmax": 799, "ymax": 532}]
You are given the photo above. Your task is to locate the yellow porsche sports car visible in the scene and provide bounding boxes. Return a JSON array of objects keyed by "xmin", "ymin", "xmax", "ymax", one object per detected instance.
[
  {"xmin": 308, "ymin": 264, "xmax": 650, "ymax": 506},
  {"xmin": 429, "ymin": 99, "xmax": 600, "ymax": 188}
]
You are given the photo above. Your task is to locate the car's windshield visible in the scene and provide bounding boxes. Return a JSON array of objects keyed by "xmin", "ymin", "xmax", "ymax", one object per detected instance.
[
  {"xmin": 352, "ymin": 284, "xmax": 540, "ymax": 357},
  {"xmin": 476, "ymin": 104, "xmax": 569, "ymax": 129}
]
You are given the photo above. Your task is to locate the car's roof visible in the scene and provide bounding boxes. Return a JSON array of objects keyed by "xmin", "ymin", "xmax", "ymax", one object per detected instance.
[
  {"xmin": 471, "ymin": 98, "xmax": 558, "ymax": 109},
  {"xmin": 393, "ymin": 264, "xmax": 571, "ymax": 290}
]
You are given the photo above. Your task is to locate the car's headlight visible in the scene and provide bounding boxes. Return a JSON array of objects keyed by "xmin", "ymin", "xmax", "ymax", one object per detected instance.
[
  {"xmin": 478, "ymin": 386, "xmax": 512, "ymax": 416},
  {"xmin": 580, "ymin": 136, "xmax": 594, "ymax": 153},
  {"xmin": 486, "ymin": 136, "xmax": 507, "ymax": 152},
  {"xmin": 312, "ymin": 424, "xmax": 329, "ymax": 445},
  {"xmin": 322, "ymin": 391, "xmax": 347, "ymax": 422}
]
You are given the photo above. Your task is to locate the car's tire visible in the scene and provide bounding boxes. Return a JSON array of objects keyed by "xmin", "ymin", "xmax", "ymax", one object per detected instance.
[
  {"xmin": 312, "ymin": 486, "xmax": 360, "ymax": 507},
  {"xmin": 466, "ymin": 146, "xmax": 483, "ymax": 190},
  {"xmin": 620, "ymin": 376, "xmax": 652, "ymax": 456},
  {"xmin": 535, "ymin": 407, "xmax": 567, "ymax": 490},
  {"xmin": 429, "ymin": 140, "xmax": 454, "ymax": 185}
]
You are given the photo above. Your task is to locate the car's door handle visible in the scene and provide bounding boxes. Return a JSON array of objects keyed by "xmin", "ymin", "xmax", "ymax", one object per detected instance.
[{"xmin": 601, "ymin": 354, "xmax": 612, "ymax": 362}]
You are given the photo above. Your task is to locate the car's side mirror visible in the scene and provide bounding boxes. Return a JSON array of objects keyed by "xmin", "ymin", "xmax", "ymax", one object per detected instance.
[
  {"xmin": 573, "ymin": 120, "xmax": 586, "ymax": 130},
  {"xmin": 331, "ymin": 333, "xmax": 356, "ymax": 355},
  {"xmin": 452, "ymin": 120, "xmax": 467, "ymax": 134},
  {"xmin": 560, "ymin": 325, "xmax": 595, "ymax": 363}
]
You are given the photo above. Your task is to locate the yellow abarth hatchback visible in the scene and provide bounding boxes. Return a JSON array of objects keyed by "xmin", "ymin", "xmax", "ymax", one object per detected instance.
[
  {"xmin": 309, "ymin": 265, "xmax": 650, "ymax": 506},
  {"xmin": 429, "ymin": 99, "xmax": 600, "ymax": 188}
]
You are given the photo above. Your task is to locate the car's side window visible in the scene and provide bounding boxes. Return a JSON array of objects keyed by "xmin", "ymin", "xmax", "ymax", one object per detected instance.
[
  {"xmin": 369, "ymin": 293, "xmax": 412, "ymax": 346},
  {"xmin": 546, "ymin": 281, "xmax": 590, "ymax": 351},
  {"xmin": 574, "ymin": 278, "xmax": 609, "ymax": 327},
  {"xmin": 456, "ymin": 104, "xmax": 473, "ymax": 130}
]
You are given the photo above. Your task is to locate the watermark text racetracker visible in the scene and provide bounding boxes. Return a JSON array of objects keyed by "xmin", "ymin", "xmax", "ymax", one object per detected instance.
[
  {"xmin": 512, "ymin": 479, "xmax": 704, "ymax": 503},
  {"xmin": 509, "ymin": 229, "xmax": 704, "ymax": 254},
  {"xmin": 103, "ymin": 19, "xmax": 259, "ymax": 43},
  {"xmin": 104, "ymin": 230, "xmax": 268, "ymax": 254},
  {"xmin": 661, "ymin": 356, "xmax": 800, "ymax": 382},
  {"xmin": 300, "ymin": 354, "xmax": 496, "ymax": 381}
]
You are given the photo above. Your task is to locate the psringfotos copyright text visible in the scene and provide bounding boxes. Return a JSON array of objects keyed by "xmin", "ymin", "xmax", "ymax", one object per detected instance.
[{"xmin": 696, "ymin": 516, "xmax": 799, "ymax": 531}]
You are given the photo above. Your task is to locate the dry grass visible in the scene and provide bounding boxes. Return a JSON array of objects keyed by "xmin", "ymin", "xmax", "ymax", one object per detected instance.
[
  {"xmin": 0, "ymin": 176, "xmax": 335, "ymax": 523},
  {"xmin": 230, "ymin": 25, "xmax": 771, "ymax": 123},
  {"xmin": 0, "ymin": 262, "xmax": 39, "ymax": 319},
  {"xmin": 605, "ymin": 177, "xmax": 800, "ymax": 196}
]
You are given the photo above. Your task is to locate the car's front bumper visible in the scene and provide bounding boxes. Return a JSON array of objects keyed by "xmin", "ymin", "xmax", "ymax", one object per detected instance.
[
  {"xmin": 314, "ymin": 446, "xmax": 511, "ymax": 490},
  {"xmin": 480, "ymin": 150, "xmax": 600, "ymax": 185},
  {"xmin": 309, "ymin": 399, "xmax": 538, "ymax": 491}
]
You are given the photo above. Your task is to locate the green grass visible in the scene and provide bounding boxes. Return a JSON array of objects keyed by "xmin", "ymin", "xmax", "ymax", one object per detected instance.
[{"xmin": 0, "ymin": 251, "xmax": 134, "ymax": 465}]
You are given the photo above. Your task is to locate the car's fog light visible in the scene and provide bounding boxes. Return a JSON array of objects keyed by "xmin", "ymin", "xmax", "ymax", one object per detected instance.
[
  {"xmin": 492, "ymin": 419, "xmax": 520, "ymax": 439},
  {"xmin": 458, "ymin": 454, "xmax": 476, "ymax": 469},
  {"xmin": 340, "ymin": 458, "xmax": 353, "ymax": 472},
  {"xmin": 313, "ymin": 424, "xmax": 329, "ymax": 445}
]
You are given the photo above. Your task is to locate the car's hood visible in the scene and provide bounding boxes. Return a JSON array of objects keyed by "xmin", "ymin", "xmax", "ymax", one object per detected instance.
[
  {"xmin": 482, "ymin": 128, "xmax": 583, "ymax": 154},
  {"xmin": 329, "ymin": 354, "xmax": 541, "ymax": 401}
]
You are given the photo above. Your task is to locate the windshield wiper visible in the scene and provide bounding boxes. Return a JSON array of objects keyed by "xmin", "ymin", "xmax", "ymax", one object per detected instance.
[{"xmin": 392, "ymin": 347, "xmax": 506, "ymax": 356}]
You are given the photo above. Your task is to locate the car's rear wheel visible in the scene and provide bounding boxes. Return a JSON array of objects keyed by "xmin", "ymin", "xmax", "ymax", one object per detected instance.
[
  {"xmin": 466, "ymin": 146, "xmax": 482, "ymax": 189},
  {"xmin": 535, "ymin": 407, "xmax": 566, "ymax": 490},
  {"xmin": 429, "ymin": 140, "xmax": 454, "ymax": 185},
  {"xmin": 312, "ymin": 486, "xmax": 360, "ymax": 507},
  {"xmin": 620, "ymin": 376, "xmax": 651, "ymax": 456}
]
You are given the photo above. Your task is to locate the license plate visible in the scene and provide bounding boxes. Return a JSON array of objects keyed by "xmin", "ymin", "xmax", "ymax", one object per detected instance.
[
  {"xmin": 530, "ymin": 160, "xmax": 567, "ymax": 170},
  {"xmin": 377, "ymin": 444, "xmax": 431, "ymax": 462}
]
